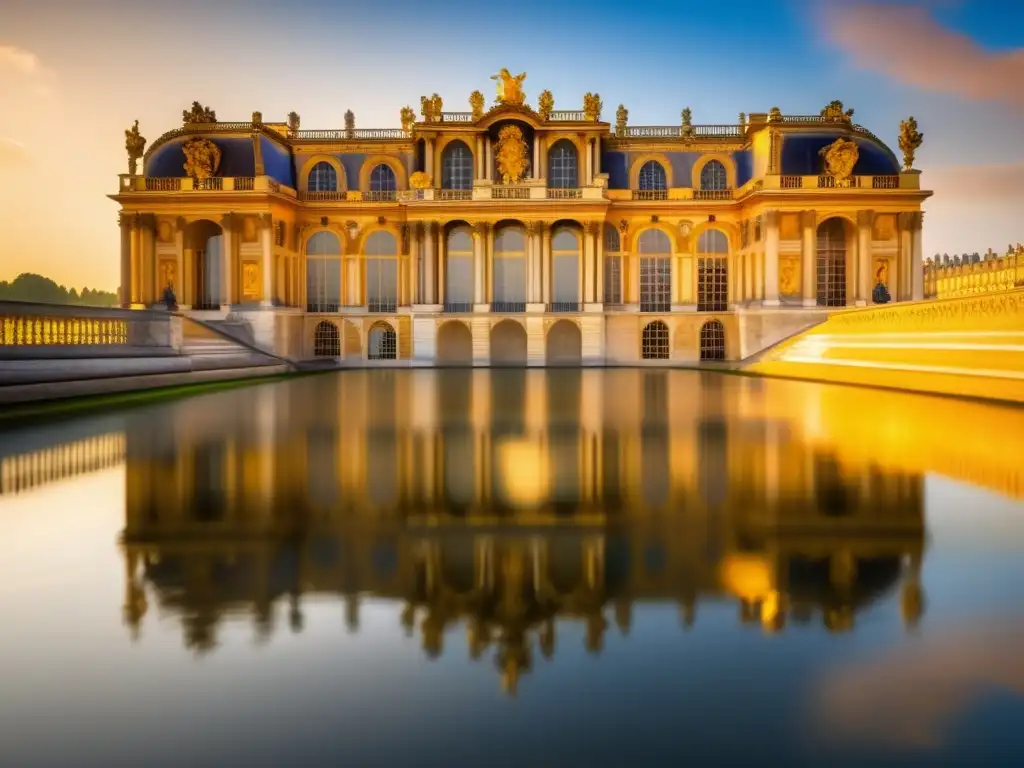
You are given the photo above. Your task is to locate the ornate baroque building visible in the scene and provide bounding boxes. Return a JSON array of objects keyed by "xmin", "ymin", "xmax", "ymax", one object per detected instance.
[{"xmin": 112, "ymin": 74, "xmax": 930, "ymax": 365}]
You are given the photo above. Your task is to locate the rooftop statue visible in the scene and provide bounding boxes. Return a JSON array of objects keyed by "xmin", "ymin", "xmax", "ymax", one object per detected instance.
[
  {"xmin": 124, "ymin": 120, "xmax": 146, "ymax": 175},
  {"xmin": 583, "ymin": 92, "xmax": 602, "ymax": 121},
  {"xmin": 470, "ymin": 90, "xmax": 485, "ymax": 120},
  {"xmin": 399, "ymin": 105, "xmax": 415, "ymax": 134},
  {"xmin": 182, "ymin": 137, "xmax": 222, "ymax": 180},
  {"xmin": 537, "ymin": 89, "xmax": 554, "ymax": 121},
  {"xmin": 491, "ymin": 68, "xmax": 527, "ymax": 107},
  {"xmin": 898, "ymin": 116, "xmax": 924, "ymax": 171},
  {"xmin": 821, "ymin": 100, "xmax": 854, "ymax": 123},
  {"xmin": 182, "ymin": 101, "xmax": 216, "ymax": 125}
]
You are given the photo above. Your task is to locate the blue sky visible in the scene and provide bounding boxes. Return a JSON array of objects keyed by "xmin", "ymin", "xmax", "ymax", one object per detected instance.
[{"xmin": 1, "ymin": 0, "xmax": 1021, "ymax": 287}]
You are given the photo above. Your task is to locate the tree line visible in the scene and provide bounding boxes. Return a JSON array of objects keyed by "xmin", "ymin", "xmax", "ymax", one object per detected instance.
[{"xmin": 0, "ymin": 273, "xmax": 118, "ymax": 307}]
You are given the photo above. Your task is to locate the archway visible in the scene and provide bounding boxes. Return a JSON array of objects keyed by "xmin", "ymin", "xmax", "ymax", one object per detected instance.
[
  {"xmin": 817, "ymin": 218, "xmax": 849, "ymax": 307},
  {"xmin": 490, "ymin": 320, "xmax": 527, "ymax": 366},
  {"xmin": 368, "ymin": 321, "xmax": 397, "ymax": 360},
  {"xmin": 546, "ymin": 320, "xmax": 582, "ymax": 365},
  {"xmin": 437, "ymin": 321, "xmax": 473, "ymax": 366},
  {"xmin": 700, "ymin": 320, "xmax": 726, "ymax": 361},
  {"xmin": 313, "ymin": 321, "xmax": 340, "ymax": 357},
  {"xmin": 185, "ymin": 219, "xmax": 223, "ymax": 309}
]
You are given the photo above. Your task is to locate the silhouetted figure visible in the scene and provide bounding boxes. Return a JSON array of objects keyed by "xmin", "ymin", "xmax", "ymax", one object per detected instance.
[
  {"xmin": 162, "ymin": 282, "xmax": 178, "ymax": 310},
  {"xmin": 872, "ymin": 280, "xmax": 891, "ymax": 304}
]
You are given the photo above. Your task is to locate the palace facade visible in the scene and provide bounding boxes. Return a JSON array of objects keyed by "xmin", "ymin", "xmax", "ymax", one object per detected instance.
[{"xmin": 111, "ymin": 73, "xmax": 931, "ymax": 365}]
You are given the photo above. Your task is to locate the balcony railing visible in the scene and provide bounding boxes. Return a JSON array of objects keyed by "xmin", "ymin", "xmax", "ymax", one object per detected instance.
[
  {"xmin": 633, "ymin": 190, "xmax": 668, "ymax": 201},
  {"xmin": 367, "ymin": 300, "xmax": 398, "ymax": 313},
  {"xmin": 195, "ymin": 177, "xmax": 223, "ymax": 191},
  {"xmin": 549, "ymin": 302, "xmax": 582, "ymax": 312},
  {"xmin": 235, "ymin": 176, "xmax": 255, "ymax": 191},
  {"xmin": 293, "ymin": 128, "xmax": 407, "ymax": 140},
  {"xmin": 438, "ymin": 189, "xmax": 472, "ymax": 201},
  {"xmin": 493, "ymin": 186, "xmax": 531, "ymax": 200},
  {"xmin": 762, "ymin": 174, "xmax": 910, "ymax": 191},
  {"xmin": 547, "ymin": 188, "xmax": 582, "ymax": 199},
  {"xmin": 299, "ymin": 190, "xmax": 348, "ymax": 202},
  {"xmin": 549, "ymin": 111, "xmax": 587, "ymax": 121},
  {"xmin": 492, "ymin": 301, "xmax": 526, "ymax": 313},
  {"xmin": 693, "ymin": 189, "xmax": 733, "ymax": 201},
  {"xmin": 364, "ymin": 190, "xmax": 398, "ymax": 202},
  {"xmin": 622, "ymin": 125, "xmax": 743, "ymax": 139},
  {"xmin": 439, "ymin": 112, "xmax": 474, "ymax": 123},
  {"xmin": 145, "ymin": 178, "xmax": 181, "ymax": 191},
  {"xmin": 443, "ymin": 302, "xmax": 473, "ymax": 313}
]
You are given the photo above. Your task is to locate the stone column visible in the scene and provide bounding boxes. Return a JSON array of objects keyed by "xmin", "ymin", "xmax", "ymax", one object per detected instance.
[
  {"xmin": 485, "ymin": 138, "xmax": 493, "ymax": 182},
  {"xmin": 801, "ymin": 210, "xmax": 817, "ymax": 307},
  {"xmin": 539, "ymin": 140, "xmax": 547, "ymax": 182},
  {"xmin": 585, "ymin": 140, "xmax": 593, "ymax": 186},
  {"xmin": 436, "ymin": 223, "xmax": 446, "ymax": 306},
  {"xmin": 583, "ymin": 222, "xmax": 597, "ymax": 304},
  {"xmin": 473, "ymin": 223, "xmax": 485, "ymax": 305},
  {"xmin": 523, "ymin": 222, "xmax": 536, "ymax": 304},
  {"xmin": 594, "ymin": 138, "xmax": 601, "ymax": 177},
  {"xmin": 541, "ymin": 224, "xmax": 552, "ymax": 304},
  {"xmin": 129, "ymin": 215, "xmax": 142, "ymax": 305},
  {"xmin": 424, "ymin": 223, "xmax": 436, "ymax": 304},
  {"xmin": 476, "ymin": 136, "xmax": 484, "ymax": 180},
  {"xmin": 595, "ymin": 223, "xmax": 605, "ymax": 303},
  {"xmin": 763, "ymin": 210, "xmax": 780, "ymax": 307},
  {"xmin": 425, "ymin": 138, "xmax": 435, "ymax": 180},
  {"xmin": 486, "ymin": 224, "xmax": 495, "ymax": 303},
  {"xmin": 533, "ymin": 138, "xmax": 541, "ymax": 180},
  {"xmin": 119, "ymin": 212, "xmax": 132, "ymax": 307},
  {"xmin": 857, "ymin": 210, "xmax": 874, "ymax": 306},
  {"xmin": 220, "ymin": 214, "xmax": 235, "ymax": 308},
  {"xmin": 911, "ymin": 212, "xmax": 924, "ymax": 301},
  {"xmin": 173, "ymin": 217, "xmax": 185, "ymax": 305},
  {"xmin": 141, "ymin": 215, "xmax": 156, "ymax": 305},
  {"xmin": 260, "ymin": 213, "xmax": 274, "ymax": 307}
]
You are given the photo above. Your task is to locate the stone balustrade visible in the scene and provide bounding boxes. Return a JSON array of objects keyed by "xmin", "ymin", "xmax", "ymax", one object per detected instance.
[
  {"xmin": 0, "ymin": 301, "xmax": 181, "ymax": 359},
  {"xmin": 923, "ymin": 248, "xmax": 1023, "ymax": 299},
  {"xmin": 766, "ymin": 174, "xmax": 909, "ymax": 190},
  {"xmin": 121, "ymin": 175, "xmax": 297, "ymax": 197}
]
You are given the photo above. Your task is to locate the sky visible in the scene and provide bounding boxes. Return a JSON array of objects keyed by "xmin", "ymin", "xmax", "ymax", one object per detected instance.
[{"xmin": 1, "ymin": 0, "xmax": 1022, "ymax": 291}]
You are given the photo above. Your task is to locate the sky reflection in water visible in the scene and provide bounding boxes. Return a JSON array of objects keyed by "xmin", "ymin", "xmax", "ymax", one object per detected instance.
[{"xmin": 0, "ymin": 369, "xmax": 1022, "ymax": 767}]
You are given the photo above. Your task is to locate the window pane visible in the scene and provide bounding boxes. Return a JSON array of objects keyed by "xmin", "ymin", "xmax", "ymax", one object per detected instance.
[
  {"xmin": 639, "ymin": 161, "xmax": 667, "ymax": 191},
  {"xmin": 442, "ymin": 142, "xmax": 473, "ymax": 190},
  {"xmin": 548, "ymin": 141, "xmax": 578, "ymax": 189},
  {"xmin": 370, "ymin": 164, "xmax": 397, "ymax": 192},
  {"xmin": 700, "ymin": 160, "xmax": 728, "ymax": 191},
  {"xmin": 309, "ymin": 162, "xmax": 338, "ymax": 192}
]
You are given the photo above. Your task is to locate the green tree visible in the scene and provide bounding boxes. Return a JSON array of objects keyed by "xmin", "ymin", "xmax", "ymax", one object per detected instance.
[{"xmin": 0, "ymin": 273, "xmax": 117, "ymax": 307}]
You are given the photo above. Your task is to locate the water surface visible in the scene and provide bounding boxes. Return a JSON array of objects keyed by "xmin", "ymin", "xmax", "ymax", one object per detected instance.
[{"xmin": 1, "ymin": 370, "xmax": 1022, "ymax": 766}]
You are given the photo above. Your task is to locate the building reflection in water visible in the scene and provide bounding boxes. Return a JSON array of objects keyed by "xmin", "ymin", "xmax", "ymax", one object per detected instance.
[{"xmin": 116, "ymin": 369, "xmax": 931, "ymax": 694}]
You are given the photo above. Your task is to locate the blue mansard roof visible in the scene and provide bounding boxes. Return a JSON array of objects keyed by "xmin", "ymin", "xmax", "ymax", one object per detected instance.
[{"xmin": 780, "ymin": 131, "xmax": 901, "ymax": 176}]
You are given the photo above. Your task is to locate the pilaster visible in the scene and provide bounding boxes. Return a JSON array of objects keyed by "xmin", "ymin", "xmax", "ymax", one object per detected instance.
[
  {"xmin": 118, "ymin": 212, "xmax": 132, "ymax": 307},
  {"xmin": 911, "ymin": 211, "xmax": 924, "ymax": 301},
  {"xmin": 424, "ymin": 222, "xmax": 436, "ymax": 304},
  {"xmin": 259, "ymin": 213, "xmax": 274, "ymax": 307},
  {"xmin": 800, "ymin": 210, "xmax": 816, "ymax": 307},
  {"xmin": 763, "ymin": 210, "xmax": 780, "ymax": 307},
  {"xmin": 174, "ymin": 217, "xmax": 186, "ymax": 308},
  {"xmin": 541, "ymin": 223, "xmax": 552, "ymax": 304},
  {"xmin": 129, "ymin": 214, "xmax": 142, "ymax": 306},
  {"xmin": 220, "ymin": 213, "xmax": 236, "ymax": 308},
  {"xmin": 857, "ymin": 210, "xmax": 874, "ymax": 306},
  {"xmin": 583, "ymin": 222, "xmax": 598, "ymax": 304},
  {"xmin": 436, "ymin": 222, "xmax": 446, "ymax": 306},
  {"xmin": 473, "ymin": 223, "xmax": 486, "ymax": 305}
]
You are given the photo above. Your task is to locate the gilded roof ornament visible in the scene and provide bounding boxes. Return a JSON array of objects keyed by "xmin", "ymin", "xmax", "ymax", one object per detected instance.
[
  {"xmin": 494, "ymin": 124, "xmax": 530, "ymax": 184},
  {"xmin": 821, "ymin": 100, "xmax": 854, "ymax": 123},
  {"xmin": 251, "ymin": 111, "xmax": 263, "ymax": 126},
  {"xmin": 182, "ymin": 137, "xmax": 221, "ymax": 180},
  {"xmin": 124, "ymin": 120, "xmax": 146, "ymax": 175},
  {"xmin": 344, "ymin": 110, "xmax": 355, "ymax": 139},
  {"xmin": 420, "ymin": 94, "xmax": 442, "ymax": 123},
  {"xmin": 615, "ymin": 105, "xmax": 628, "ymax": 137},
  {"xmin": 400, "ymin": 106, "xmax": 415, "ymax": 133},
  {"xmin": 287, "ymin": 112, "xmax": 300, "ymax": 138},
  {"xmin": 768, "ymin": 106, "xmax": 783, "ymax": 122},
  {"xmin": 490, "ymin": 69, "xmax": 526, "ymax": 107},
  {"xmin": 409, "ymin": 171, "xmax": 432, "ymax": 189},
  {"xmin": 537, "ymin": 90, "xmax": 554, "ymax": 121},
  {"xmin": 583, "ymin": 92, "xmax": 602, "ymax": 121},
  {"xmin": 681, "ymin": 107, "xmax": 693, "ymax": 138},
  {"xmin": 898, "ymin": 116, "xmax": 923, "ymax": 171},
  {"xmin": 470, "ymin": 90, "xmax": 485, "ymax": 120},
  {"xmin": 182, "ymin": 101, "xmax": 216, "ymax": 125},
  {"xmin": 819, "ymin": 137, "xmax": 859, "ymax": 186}
]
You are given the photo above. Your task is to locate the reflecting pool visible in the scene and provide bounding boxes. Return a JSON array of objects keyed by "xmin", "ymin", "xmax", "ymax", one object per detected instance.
[{"xmin": 1, "ymin": 369, "xmax": 1023, "ymax": 767}]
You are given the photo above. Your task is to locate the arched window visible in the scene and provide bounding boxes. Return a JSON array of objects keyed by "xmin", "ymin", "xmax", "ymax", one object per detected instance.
[
  {"xmin": 603, "ymin": 224, "xmax": 622, "ymax": 304},
  {"xmin": 313, "ymin": 321, "xmax": 340, "ymax": 357},
  {"xmin": 548, "ymin": 140, "xmax": 578, "ymax": 189},
  {"xmin": 642, "ymin": 321, "xmax": 670, "ymax": 360},
  {"xmin": 551, "ymin": 227, "xmax": 580, "ymax": 310},
  {"xmin": 697, "ymin": 229, "xmax": 729, "ymax": 312},
  {"xmin": 365, "ymin": 230, "xmax": 398, "ymax": 312},
  {"xmin": 700, "ymin": 320, "xmax": 726, "ymax": 361},
  {"xmin": 492, "ymin": 225, "xmax": 527, "ymax": 312},
  {"xmin": 699, "ymin": 160, "xmax": 728, "ymax": 191},
  {"xmin": 638, "ymin": 161, "xmax": 667, "ymax": 191},
  {"xmin": 306, "ymin": 231, "xmax": 342, "ymax": 312},
  {"xmin": 637, "ymin": 228, "xmax": 672, "ymax": 312},
  {"xmin": 368, "ymin": 321, "xmax": 397, "ymax": 360},
  {"xmin": 368, "ymin": 164, "xmax": 397, "ymax": 200},
  {"xmin": 308, "ymin": 161, "xmax": 338, "ymax": 193},
  {"xmin": 445, "ymin": 226, "xmax": 474, "ymax": 310},
  {"xmin": 442, "ymin": 141, "xmax": 473, "ymax": 190},
  {"xmin": 817, "ymin": 218, "xmax": 847, "ymax": 307}
]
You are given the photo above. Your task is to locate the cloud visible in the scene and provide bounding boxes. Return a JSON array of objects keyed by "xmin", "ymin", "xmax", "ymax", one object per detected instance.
[
  {"xmin": 0, "ymin": 45, "xmax": 43, "ymax": 76},
  {"xmin": 0, "ymin": 137, "xmax": 32, "ymax": 170},
  {"xmin": 925, "ymin": 162, "xmax": 1024, "ymax": 201},
  {"xmin": 820, "ymin": 3, "xmax": 1024, "ymax": 110}
]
